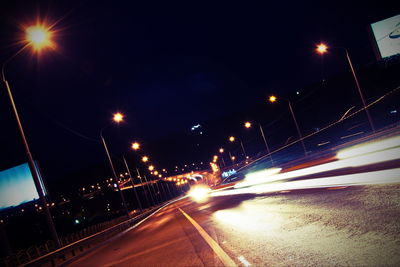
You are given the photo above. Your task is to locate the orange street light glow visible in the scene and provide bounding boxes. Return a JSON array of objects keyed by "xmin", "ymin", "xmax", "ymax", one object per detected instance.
[
  {"xmin": 148, "ymin": 165, "xmax": 155, "ymax": 171},
  {"xmin": 25, "ymin": 24, "xmax": 54, "ymax": 52},
  {"xmin": 113, "ymin": 112, "xmax": 124, "ymax": 123},
  {"xmin": 154, "ymin": 171, "xmax": 159, "ymax": 175},
  {"xmin": 244, "ymin": 122, "xmax": 252, "ymax": 128},
  {"xmin": 131, "ymin": 142, "xmax": 140, "ymax": 150},
  {"xmin": 229, "ymin": 136, "xmax": 235, "ymax": 142},
  {"xmin": 269, "ymin": 95, "xmax": 277, "ymax": 103},
  {"xmin": 219, "ymin": 148, "xmax": 224, "ymax": 153},
  {"xmin": 316, "ymin": 43, "xmax": 328, "ymax": 54},
  {"xmin": 142, "ymin": 156, "xmax": 149, "ymax": 162}
]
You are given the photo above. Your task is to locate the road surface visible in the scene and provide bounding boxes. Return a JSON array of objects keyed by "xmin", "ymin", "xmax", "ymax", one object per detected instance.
[{"xmin": 69, "ymin": 183, "xmax": 400, "ymax": 266}]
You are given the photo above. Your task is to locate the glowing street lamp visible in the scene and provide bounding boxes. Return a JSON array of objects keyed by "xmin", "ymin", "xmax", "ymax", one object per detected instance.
[
  {"xmin": 148, "ymin": 165, "xmax": 155, "ymax": 171},
  {"xmin": 315, "ymin": 42, "xmax": 375, "ymax": 132},
  {"xmin": 25, "ymin": 24, "xmax": 54, "ymax": 52},
  {"xmin": 131, "ymin": 142, "xmax": 140, "ymax": 150},
  {"xmin": 113, "ymin": 112, "xmax": 124, "ymax": 123},
  {"xmin": 228, "ymin": 135, "xmax": 247, "ymax": 159},
  {"xmin": 268, "ymin": 95, "xmax": 307, "ymax": 156},
  {"xmin": 316, "ymin": 43, "xmax": 328, "ymax": 54},
  {"xmin": 219, "ymin": 148, "xmax": 224, "ymax": 153},
  {"xmin": 243, "ymin": 121, "xmax": 274, "ymax": 166},
  {"xmin": 1, "ymin": 20, "xmax": 60, "ymax": 247},
  {"xmin": 100, "ymin": 114, "xmax": 130, "ymax": 218},
  {"xmin": 154, "ymin": 171, "xmax": 159, "ymax": 175},
  {"xmin": 142, "ymin": 156, "xmax": 149, "ymax": 163}
]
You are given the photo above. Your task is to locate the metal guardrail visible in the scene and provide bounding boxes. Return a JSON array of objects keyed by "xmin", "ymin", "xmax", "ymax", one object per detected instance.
[{"xmin": 0, "ymin": 204, "xmax": 166, "ymax": 267}]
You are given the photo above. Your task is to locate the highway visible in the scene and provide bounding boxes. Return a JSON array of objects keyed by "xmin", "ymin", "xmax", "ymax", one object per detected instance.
[
  {"xmin": 69, "ymin": 188, "xmax": 400, "ymax": 266},
  {"xmin": 68, "ymin": 133, "xmax": 400, "ymax": 266}
]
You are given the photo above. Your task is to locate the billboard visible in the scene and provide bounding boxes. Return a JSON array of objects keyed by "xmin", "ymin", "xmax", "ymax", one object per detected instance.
[
  {"xmin": 0, "ymin": 162, "xmax": 47, "ymax": 211},
  {"xmin": 371, "ymin": 14, "xmax": 400, "ymax": 59}
]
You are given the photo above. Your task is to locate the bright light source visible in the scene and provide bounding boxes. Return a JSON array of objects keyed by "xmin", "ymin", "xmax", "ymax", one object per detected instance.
[
  {"xmin": 336, "ymin": 136, "xmax": 400, "ymax": 160},
  {"xmin": 131, "ymin": 142, "xmax": 140, "ymax": 150},
  {"xmin": 244, "ymin": 122, "xmax": 252, "ymax": 128},
  {"xmin": 25, "ymin": 24, "xmax": 54, "ymax": 52},
  {"xmin": 188, "ymin": 185, "xmax": 211, "ymax": 203},
  {"xmin": 142, "ymin": 156, "xmax": 149, "ymax": 162},
  {"xmin": 148, "ymin": 165, "xmax": 155, "ymax": 171},
  {"xmin": 154, "ymin": 171, "xmax": 159, "ymax": 175},
  {"xmin": 316, "ymin": 43, "xmax": 328, "ymax": 54},
  {"xmin": 236, "ymin": 168, "xmax": 282, "ymax": 188},
  {"xmin": 113, "ymin": 112, "xmax": 124, "ymax": 123},
  {"xmin": 219, "ymin": 148, "xmax": 224, "ymax": 153},
  {"xmin": 213, "ymin": 155, "xmax": 218, "ymax": 160},
  {"xmin": 229, "ymin": 136, "xmax": 235, "ymax": 142},
  {"xmin": 269, "ymin": 95, "xmax": 277, "ymax": 103},
  {"xmin": 231, "ymin": 156, "xmax": 236, "ymax": 161}
]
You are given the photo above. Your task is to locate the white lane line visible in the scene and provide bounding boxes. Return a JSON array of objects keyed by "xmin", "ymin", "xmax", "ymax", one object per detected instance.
[
  {"xmin": 238, "ymin": 255, "xmax": 252, "ymax": 266},
  {"xmin": 178, "ymin": 208, "xmax": 238, "ymax": 267}
]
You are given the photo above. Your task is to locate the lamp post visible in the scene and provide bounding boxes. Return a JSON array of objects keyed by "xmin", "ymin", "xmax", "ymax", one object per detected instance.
[
  {"xmin": 1, "ymin": 23, "xmax": 60, "ymax": 247},
  {"xmin": 218, "ymin": 148, "xmax": 226, "ymax": 166},
  {"xmin": 228, "ymin": 136, "xmax": 247, "ymax": 159},
  {"xmin": 135, "ymin": 168, "xmax": 150, "ymax": 208},
  {"xmin": 269, "ymin": 96, "xmax": 307, "ymax": 156},
  {"xmin": 244, "ymin": 121, "xmax": 274, "ymax": 166},
  {"xmin": 316, "ymin": 43, "xmax": 375, "ymax": 132},
  {"xmin": 100, "ymin": 113, "xmax": 130, "ymax": 218},
  {"xmin": 122, "ymin": 156, "xmax": 142, "ymax": 212}
]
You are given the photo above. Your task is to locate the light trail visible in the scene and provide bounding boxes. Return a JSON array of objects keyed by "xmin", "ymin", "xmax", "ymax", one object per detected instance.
[
  {"xmin": 234, "ymin": 135, "xmax": 400, "ymax": 189},
  {"xmin": 212, "ymin": 168, "xmax": 400, "ymax": 197}
]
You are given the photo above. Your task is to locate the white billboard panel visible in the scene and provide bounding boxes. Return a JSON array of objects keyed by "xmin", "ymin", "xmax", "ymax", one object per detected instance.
[{"xmin": 371, "ymin": 14, "xmax": 400, "ymax": 59}]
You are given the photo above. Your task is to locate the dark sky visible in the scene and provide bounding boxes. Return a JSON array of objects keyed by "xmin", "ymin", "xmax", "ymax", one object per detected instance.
[{"xmin": 0, "ymin": 0, "xmax": 397, "ymax": 187}]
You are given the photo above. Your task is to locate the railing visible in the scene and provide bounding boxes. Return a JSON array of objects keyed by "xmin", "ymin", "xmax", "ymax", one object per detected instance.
[{"xmin": 0, "ymin": 202, "xmax": 172, "ymax": 267}]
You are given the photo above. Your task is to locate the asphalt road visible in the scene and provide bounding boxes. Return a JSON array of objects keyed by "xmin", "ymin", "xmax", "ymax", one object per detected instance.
[{"xmin": 69, "ymin": 182, "xmax": 400, "ymax": 267}]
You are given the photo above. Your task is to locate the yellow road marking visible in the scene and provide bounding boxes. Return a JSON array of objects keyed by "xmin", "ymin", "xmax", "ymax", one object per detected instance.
[{"xmin": 178, "ymin": 208, "xmax": 237, "ymax": 267}]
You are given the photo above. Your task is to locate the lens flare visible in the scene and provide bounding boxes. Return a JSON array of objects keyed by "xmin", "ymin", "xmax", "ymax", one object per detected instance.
[{"xmin": 188, "ymin": 185, "xmax": 211, "ymax": 203}]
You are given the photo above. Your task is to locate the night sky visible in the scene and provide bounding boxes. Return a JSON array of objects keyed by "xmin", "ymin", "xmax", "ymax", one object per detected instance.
[{"xmin": 0, "ymin": 1, "xmax": 397, "ymax": 189}]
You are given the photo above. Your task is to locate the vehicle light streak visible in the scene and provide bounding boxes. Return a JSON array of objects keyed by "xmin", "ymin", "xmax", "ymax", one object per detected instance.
[
  {"xmin": 213, "ymin": 167, "xmax": 400, "ymax": 197},
  {"xmin": 337, "ymin": 135, "xmax": 400, "ymax": 160},
  {"xmin": 235, "ymin": 135, "xmax": 400, "ymax": 189},
  {"xmin": 188, "ymin": 185, "xmax": 211, "ymax": 203}
]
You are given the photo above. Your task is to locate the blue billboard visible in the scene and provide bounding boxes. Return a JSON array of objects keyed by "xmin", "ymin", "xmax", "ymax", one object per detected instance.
[{"xmin": 0, "ymin": 162, "xmax": 46, "ymax": 211}]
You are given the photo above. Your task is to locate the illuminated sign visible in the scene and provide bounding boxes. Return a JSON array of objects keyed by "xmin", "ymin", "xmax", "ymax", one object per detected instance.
[
  {"xmin": 222, "ymin": 169, "xmax": 237, "ymax": 178},
  {"xmin": 0, "ymin": 162, "xmax": 47, "ymax": 211},
  {"xmin": 371, "ymin": 14, "xmax": 400, "ymax": 59}
]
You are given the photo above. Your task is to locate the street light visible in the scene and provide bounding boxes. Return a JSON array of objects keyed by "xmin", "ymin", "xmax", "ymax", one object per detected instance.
[
  {"xmin": 243, "ymin": 121, "xmax": 274, "ymax": 166},
  {"xmin": 148, "ymin": 165, "xmax": 155, "ymax": 171},
  {"xmin": 1, "ymin": 22, "xmax": 60, "ymax": 247},
  {"xmin": 269, "ymin": 95, "xmax": 307, "ymax": 156},
  {"xmin": 100, "ymin": 113, "xmax": 130, "ymax": 218},
  {"xmin": 131, "ymin": 142, "xmax": 140, "ymax": 150},
  {"xmin": 113, "ymin": 112, "xmax": 124, "ymax": 123},
  {"xmin": 25, "ymin": 24, "xmax": 55, "ymax": 52},
  {"xmin": 218, "ymin": 148, "xmax": 226, "ymax": 166},
  {"xmin": 244, "ymin": 122, "xmax": 252, "ymax": 128},
  {"xmin": 228, "ymin": 136, "xmax": 247, "ymax": 159},
  {"xmin": 142, "ymin": 156, "xmax": 149, "ymax": 163},
  {"xmin": 315, "ymin": 42, "xmax": 375, "ymax": 132},
  {"xmin": 122, "ymin": 157, "xmax": 142, "ymax": 212}
]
